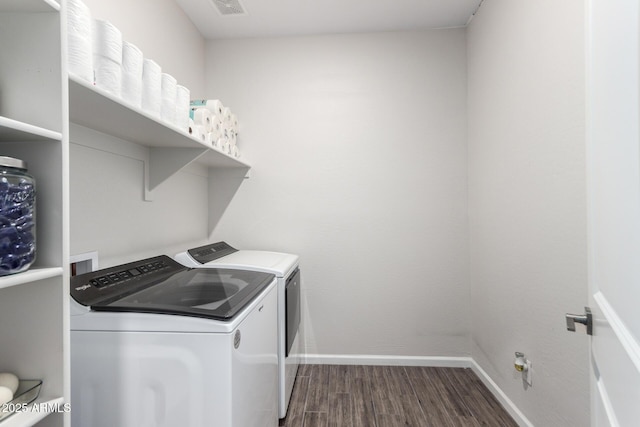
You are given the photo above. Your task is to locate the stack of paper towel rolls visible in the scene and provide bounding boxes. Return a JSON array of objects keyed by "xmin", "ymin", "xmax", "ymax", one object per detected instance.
[
  {"xmin": 121, "ymin": 41, "xmax": 143, "ymax": 108},
  {"xmin": 92, "ymin": 19, "xmax": 122, "ymax": 97},
  {"xmin": 67, "ymin": 0, "xmax": 93, "ymax": 82},
  {"xmin": 190, "ymin": 99, "xmax": 241, "ymax": 158},
  {"xmin": 66, "ymin": 0, "xmax": 193, "ymax": 133}
]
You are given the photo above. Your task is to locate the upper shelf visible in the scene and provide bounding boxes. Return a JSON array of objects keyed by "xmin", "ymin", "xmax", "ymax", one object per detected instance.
[
  {"xmin": 0, "ymin": 116, "xmax": 62, "ymax": 143},
  {"xmin": 0, "ymin": 0, "xmax": 59, "ymax": 13},
  {"xmin": 68, "ymin": 75, "xmax": 250, "ymax": 169}
]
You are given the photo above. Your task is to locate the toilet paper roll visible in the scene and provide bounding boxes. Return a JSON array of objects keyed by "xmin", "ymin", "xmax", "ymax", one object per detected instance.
[
  {"xmin": 188, "ymin": 118, "xmax": 196, "ymax": 136},
  {"xmin": 67, "ymin": 0, "xmax": 93, "ymax": 82},
  {"xmin": 121, "ymin": 42, "xmax": 143, "ymax": 108},
  {"xmin": 94, "ymin": 55, "xmax": 121, "ymax": 96},
  {"xmin": 192, "ymin": 108, "xmax": 212, "ymax": 132},
  {"xmin": 230, "ymin": 113, "xmax": 238, "ymax": 129},
  {"xmin": 161, "ymin": 73, "xmax": 177, "ymax": 125},
  {"xmin": 205, "ymin": 132, "xmax": 215, "ymax": 146},
  {"xmin": 228, "ymin": 128, "xmax": 237, "ymax": 146},
  {"xmin": 92, "ymin": 20, "xmax": 122, "ymax": 64},
  {"xmin": 230, "ymin": 144, "xmax": 240, "ymax": 158},
  {"xmin": 209, "ymin": 114, "xmax": 222, "ymax": 133},
  {"xmin": 191, "ymin": 99, "xmax": 224, "ymax": 116},
  {"xmin": 176, "ymin": 85, "xmax": 191, "ymax": 132},
  {"xmin": 195, "ymin": 125, "xmax": 207, "ymax": 142},
  {"xmin": 221, "ymin": 139, "xmax": 231, "ymax": 155},
  {"xmin": 221, "ymin": 106, "xmax": 232, "ymax": 124},
  {"xmin": 209, "ymin": 128, "xmax": 221, "ymax": 143},
  {"xmin": 142, "ymin": 59, "xmax": 162, "ymax": 117}
]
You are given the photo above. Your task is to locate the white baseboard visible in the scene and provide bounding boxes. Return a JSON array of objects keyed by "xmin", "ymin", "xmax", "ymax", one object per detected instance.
[
  {"xmin": 301, "ymin": 353, "xmax": 473, "ymax": 367},
  {"xmin": 468, "ymin": 359, "xmax": 533, "ymax": 427},
  {"xmin": 301, "ymin": 354, "xmax": 533, "ymax": 427}
]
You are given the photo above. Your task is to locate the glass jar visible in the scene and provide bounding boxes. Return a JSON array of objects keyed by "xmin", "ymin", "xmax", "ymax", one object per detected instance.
[{"xmin": 0, "ymin": 156, "xmax": 36, "ymax": 275}]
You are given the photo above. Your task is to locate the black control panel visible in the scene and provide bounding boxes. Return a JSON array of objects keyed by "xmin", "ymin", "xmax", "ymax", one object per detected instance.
[
  {"xmin": 187, "ymin": 241, "xmax": 238, "ymax": 264},
  {"xmin": 71, "ymin": 255, "xmax": 186, "ymax": 307}
]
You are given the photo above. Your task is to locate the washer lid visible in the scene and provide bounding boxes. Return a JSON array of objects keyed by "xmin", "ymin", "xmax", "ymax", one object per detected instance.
[{"xmin": 71, "ymin": 255, "xmax": 275, "ymax": 321}]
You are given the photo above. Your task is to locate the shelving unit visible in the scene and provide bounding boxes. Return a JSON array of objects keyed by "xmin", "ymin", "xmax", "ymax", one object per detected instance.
[
  {"xmin": 69, "ymin": 75, "xmax": 250, "ymax": 197},
  {"xmin": 2, "ymin": 0, "xmax": 253, "ymax": 424},
  {"xmin": 0, "ymin": 118, "xmax": 62, "ymax": 143},
  {"xmin": 0, "ymin": 0, "xmax": 68, "ymax": 426}
]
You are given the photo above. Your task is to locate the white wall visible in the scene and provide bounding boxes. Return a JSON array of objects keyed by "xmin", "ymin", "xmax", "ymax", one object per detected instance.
[
  {"xmin": 70, "ymin": 0, "xmax": 210, "ymax": 267},
  {"xmin": 205, "ymin": 30, "xmax": 470, "ymax": 357},
  {"xmin": 467, "ymin": 1, "xmax": 589, "ymax": 425},
  {"xmin": 82, "ymin": 0, "xmax": 206, "ymax": 95}
]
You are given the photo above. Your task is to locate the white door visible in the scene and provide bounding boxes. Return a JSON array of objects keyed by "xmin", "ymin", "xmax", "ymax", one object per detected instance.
[{"xmin": 584, "ymin": 0, "xmax": 640, "ymax": 425}]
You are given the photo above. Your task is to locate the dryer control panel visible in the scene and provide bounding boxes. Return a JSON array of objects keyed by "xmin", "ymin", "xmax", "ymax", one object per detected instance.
[
  {"xmin": 70, "ymin": 255, "xmax": 184, "ymax": 307},
  {"xmin": 187, "ymin": 241, "xmax": 238, "ymax": 264}
]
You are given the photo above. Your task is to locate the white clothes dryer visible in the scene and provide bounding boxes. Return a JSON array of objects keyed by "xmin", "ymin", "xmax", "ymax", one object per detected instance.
[
  {"xmin": 70, "ymin": 255, "xmax": 278, "ymax": 427},
  {"xmin": 174, "ymin": 242, "xmax": 301, "ymax": 419}
]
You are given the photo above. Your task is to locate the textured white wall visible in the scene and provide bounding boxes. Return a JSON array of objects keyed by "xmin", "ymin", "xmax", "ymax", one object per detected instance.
[
  {"xmin": 205, "ymin": 30, "xmax": 470, "ymax": 357},
  {"xmin": 467, "ymin": 1, "xmax": 589, "ymax": 425},
  {"xmin": 82, "ymin": 0, "xmax": 206, "ymax": 95},
  {"xmin": 69, "ymin": 126, "xmax": 210, "ymax": 268}
]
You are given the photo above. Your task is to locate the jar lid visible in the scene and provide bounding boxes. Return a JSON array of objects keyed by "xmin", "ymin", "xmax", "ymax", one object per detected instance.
[{"xmin": 0, "ymin": 156, "xmax": 27, "ymax": 170}]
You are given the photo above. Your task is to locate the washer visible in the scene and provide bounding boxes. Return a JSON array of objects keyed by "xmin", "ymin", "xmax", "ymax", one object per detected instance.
[
  {"xmin": 174, "ymin": 241, "xmax": 301, "ymax": 419},
  {"xmin": 70, "ymin": 255, "xmax": 278, "ymax": 427}
]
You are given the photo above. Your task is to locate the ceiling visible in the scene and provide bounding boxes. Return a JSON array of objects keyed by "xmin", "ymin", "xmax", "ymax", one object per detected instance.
[{"xmin": 176, "ymin": 0, "xmax": 483, "ymax": 40}]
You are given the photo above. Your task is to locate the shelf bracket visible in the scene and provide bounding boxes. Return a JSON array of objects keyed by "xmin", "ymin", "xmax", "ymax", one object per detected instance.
[{"xmin": 144, "ymin": 147, "xmax": 208, "ymax": 201}]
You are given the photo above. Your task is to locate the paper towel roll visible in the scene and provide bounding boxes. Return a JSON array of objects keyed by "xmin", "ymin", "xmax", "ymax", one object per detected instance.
[
  {"xmin": 67, "ymin": 0, "xmax": 93, "ymax": 82},
  {"xmin": 93, "ymin": 20, "xmax": 122, "ymax": 96},
  {"xmin": 192, "ymin": 108, "xmax": 212, "ymax": 132},
  {"xmin": 93, "ymin": 20, "xmax": 122, "ymax": 63},
  {"xmin": 121, "ymin": 42, "xmax": 143, "ymax": 108},
  {"xmin": 94, "ymin": 56, "xmax": 121, "ymax": 96},
  {"xmin": 161, "ymin": 73, "xmax": 177, "ymax": 125},
  {"xmin": 142, "ymin": 59, "xmax": 162, "ymax": 117},
  {"xmin": 176, "ymin": 85, "xmax": 191, "ymax": 132}
]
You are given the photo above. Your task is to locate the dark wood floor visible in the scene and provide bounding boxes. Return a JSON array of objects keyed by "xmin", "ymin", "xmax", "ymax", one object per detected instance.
[{"xmin": 279, "ymin": 365, "xmax": 519, "ymax": 427}]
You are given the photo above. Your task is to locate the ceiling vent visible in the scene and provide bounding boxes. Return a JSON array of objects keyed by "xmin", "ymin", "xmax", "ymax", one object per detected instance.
[{"xmin": 212, "ymin": 0, "xmax": 246, "ymax": 16}]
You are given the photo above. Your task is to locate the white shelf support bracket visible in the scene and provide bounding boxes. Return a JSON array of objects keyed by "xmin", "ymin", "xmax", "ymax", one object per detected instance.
[{"xmin": 144, "ymin": 147, "xmax": 208, "ymax": 201}]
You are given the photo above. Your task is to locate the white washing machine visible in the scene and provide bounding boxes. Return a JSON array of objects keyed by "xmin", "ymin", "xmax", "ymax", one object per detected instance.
[
  {"xmin": 70, "ymin": 255, "xmax": 278, "ymax": 427},
  {"xmin": 174, "ymin": 242, "xmax": 301, "ymax": 419}
]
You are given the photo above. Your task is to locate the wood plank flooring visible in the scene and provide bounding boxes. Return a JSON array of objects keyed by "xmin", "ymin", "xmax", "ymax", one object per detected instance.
[{"xmin": 279, "ymin": 365, "xmax": 519, "ymax": 427}]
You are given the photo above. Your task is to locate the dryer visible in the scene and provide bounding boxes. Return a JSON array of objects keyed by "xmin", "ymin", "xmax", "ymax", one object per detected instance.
[
  {"xmin": 174, "ymin": 242, "xmax": 301, "ymax": 419},
  {"xmin": 70, "ymin": 255, "xmax": 278, "ymax": 427}
]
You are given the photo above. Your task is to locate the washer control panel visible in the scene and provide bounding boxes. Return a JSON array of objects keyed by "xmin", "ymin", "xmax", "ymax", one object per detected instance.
[{"xmin": 70, "ymin": 255, "xmax": 185, "ymax": 307}]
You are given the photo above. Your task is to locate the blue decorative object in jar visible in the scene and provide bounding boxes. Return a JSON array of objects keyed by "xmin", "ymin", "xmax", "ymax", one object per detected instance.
[{"xmin": 0, "ymin": 156, "xmax": 36, "ymax": 276}]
